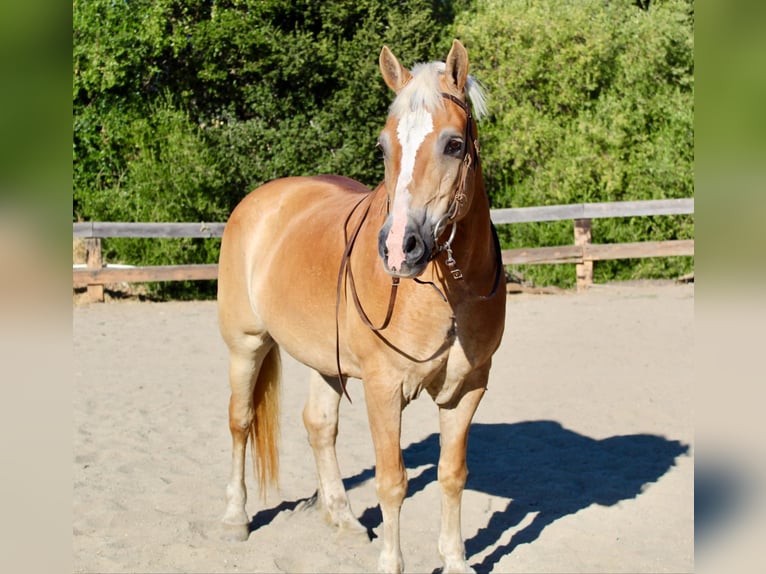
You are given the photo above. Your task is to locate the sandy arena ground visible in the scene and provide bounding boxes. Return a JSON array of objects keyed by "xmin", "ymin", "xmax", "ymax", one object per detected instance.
[{"xmin": 73, "ymin": 283, "xmax": 693, "ymax": 573}]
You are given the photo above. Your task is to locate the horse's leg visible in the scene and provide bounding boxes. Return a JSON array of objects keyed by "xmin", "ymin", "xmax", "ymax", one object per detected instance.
[
  {"xmin": 436, "ymin": 367, "xmax": 489, "ymax": 574},
  {"xmin": 222, "ymin": 338, "xmax": 272, "ymax": 541},
  {"xmin": 363, "ymin": 379, "xmax": 407, "ymax": 574},
  {"xmin": 302, "ymin": 370, "xmax": 366, "ymax": 534}
]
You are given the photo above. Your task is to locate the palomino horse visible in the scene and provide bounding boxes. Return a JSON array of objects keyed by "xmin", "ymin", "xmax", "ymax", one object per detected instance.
[{"xmin": 217, "ymin": 40, "xmax": 506, "ymax": 573}]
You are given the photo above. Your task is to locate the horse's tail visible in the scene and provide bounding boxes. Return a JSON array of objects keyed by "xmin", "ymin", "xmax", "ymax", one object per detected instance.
[{"xmin": 249, "ymin": 345, "xmax": 281, "ymax": 499}]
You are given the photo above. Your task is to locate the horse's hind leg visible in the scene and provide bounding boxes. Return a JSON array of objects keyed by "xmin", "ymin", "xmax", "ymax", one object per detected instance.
[
  {"xmin": 303, "ymin": 370, "xmax": 366, "ymax": 535},
  {"xmin": 222, "ymin": 337, "xmax": 274, "ymax": 541}
]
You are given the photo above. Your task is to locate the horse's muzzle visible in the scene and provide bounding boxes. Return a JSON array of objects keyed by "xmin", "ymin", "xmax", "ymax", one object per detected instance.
[{"xmin": 377, "ymin": 214, "xmax": 435, "ymax": 278}]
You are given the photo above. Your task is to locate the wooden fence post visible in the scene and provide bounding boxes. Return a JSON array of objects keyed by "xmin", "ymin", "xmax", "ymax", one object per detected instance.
[
  {"xmin": 574, "ymin": 218, "xmax": 593, "ymax": 292},
  {"xmin": 85, "ymin": 237, "xmax": 104, "ymax": 303}
]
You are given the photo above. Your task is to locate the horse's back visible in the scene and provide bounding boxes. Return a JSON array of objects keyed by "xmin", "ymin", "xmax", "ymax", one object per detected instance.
[
  {"xmin": 222, "ymin": 175, "xmax": 371, "ymax": 257},
  {"xmin": 218, "ymin": 175, "xmax": 373, "ymax": 355},
  {"xmin": 228, "ymin": 175, "xmax": 369, "ymax": 229}
]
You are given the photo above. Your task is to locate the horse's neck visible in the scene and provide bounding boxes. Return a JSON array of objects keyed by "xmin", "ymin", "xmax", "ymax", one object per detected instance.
[
  {"xmin": 358, "ymin": 182, "xmax": 391, "ymax": 265},
  {"xmin": 451, "ymin": 171, "xmax": 497, "ymax": 275}
]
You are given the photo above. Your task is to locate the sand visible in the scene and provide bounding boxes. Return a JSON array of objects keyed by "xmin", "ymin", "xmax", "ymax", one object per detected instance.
[{"xmin": 73, "ymin": 282, "xmax": 693, "ymax": 573}]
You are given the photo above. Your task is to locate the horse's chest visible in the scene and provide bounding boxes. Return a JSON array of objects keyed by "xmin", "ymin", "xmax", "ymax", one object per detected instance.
[
  {"xmin": 398, "ymin": 313, "xmax": 494, "ymax": 406},
  {"xmin": 426, "ymin": 331, "xmax": 483, "ymax": 406},
  {"xmin": 395, "ymin": 316, "xmax": 456, "ymax": 402},
  {"xmin": 356, "ymin": 282, "xmax": 503, "ymax": 405}
]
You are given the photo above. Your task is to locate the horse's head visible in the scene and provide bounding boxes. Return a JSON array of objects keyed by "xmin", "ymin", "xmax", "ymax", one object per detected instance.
[{"xmin": 376, "ymin": 40, "xmax": 487, "ymax": 279}]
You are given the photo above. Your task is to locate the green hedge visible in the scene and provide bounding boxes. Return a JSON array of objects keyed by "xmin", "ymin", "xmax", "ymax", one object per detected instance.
[
  {"xmin": 453, "ymin": 0, "xmax": 694, "ymax": 286},
  {"xmin": 73, "ymin": 0, "xmax": 693, "ymax": 295}
]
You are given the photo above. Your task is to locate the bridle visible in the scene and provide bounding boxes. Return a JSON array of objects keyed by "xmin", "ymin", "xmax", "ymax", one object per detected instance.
[
  {"xmin": 428, "ymin": 92, "xmax": 481, "ymax": 280},
  {"xmin": 334, "ymin": 91, "xmax": 502, "ymax": 401}
]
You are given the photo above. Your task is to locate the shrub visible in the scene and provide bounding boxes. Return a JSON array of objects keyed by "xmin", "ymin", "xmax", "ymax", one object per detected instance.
[
  {"xmin": 73, "ymin": 0, "xmax": 694, "ymax": 294},
  {"xmin": 452, "ymin": 0, "xmax": 694, "ymax": 286},
  {"xmin": 73, "ymin": 0, "xmax": 446, "ymax": 297}
]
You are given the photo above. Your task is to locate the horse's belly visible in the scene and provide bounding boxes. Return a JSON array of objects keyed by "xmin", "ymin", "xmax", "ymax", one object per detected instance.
[{"xmin": 250, "ymin": 253, "xmax": 350, "ymax": 377}]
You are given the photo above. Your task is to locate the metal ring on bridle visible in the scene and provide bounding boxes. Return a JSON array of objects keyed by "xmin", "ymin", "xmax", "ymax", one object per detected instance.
[
  {"xmin": 433, "ymin": 200, "xmax": 459, "ymax": 242},
  {"xmin": 443, "ymin": 220, "xmax": 458, "ymax": 249}
]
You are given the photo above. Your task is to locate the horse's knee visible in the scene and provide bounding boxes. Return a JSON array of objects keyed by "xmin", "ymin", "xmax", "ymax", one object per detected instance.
[
  {"xmin": 438, "ymin": 461, "xmax": 467, "ymax": 497},
  {"xmin": 376, "ymin": 468, "xmax": 408, "ymax": 507}
]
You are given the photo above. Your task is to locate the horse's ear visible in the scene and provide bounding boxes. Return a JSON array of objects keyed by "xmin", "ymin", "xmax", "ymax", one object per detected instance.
[
  {"xmin": 379, "ymin": 46, "xmax": 412, "ymax": 93},
  {"xmin": 445, "ymin": 39, "xmax": 469, "ymax": 93}
]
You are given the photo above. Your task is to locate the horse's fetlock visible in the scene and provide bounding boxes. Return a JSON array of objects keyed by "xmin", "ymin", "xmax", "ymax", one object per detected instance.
[
  {"xmin": 377, "ymin": 550, "xmax": 404, "ymax": 574},
  {"xmin": 326, "ymin": 493, "xmax": 349, "ymax": 512},
  {"xmin": 226, "ymin": 482, "xmax": 247, "ymax": 504}
]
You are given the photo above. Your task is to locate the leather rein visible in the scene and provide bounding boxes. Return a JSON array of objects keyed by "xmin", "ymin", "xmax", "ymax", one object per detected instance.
[{"xmin": 334, "ymin": 92, "xmax": 503, "ymax": 401}]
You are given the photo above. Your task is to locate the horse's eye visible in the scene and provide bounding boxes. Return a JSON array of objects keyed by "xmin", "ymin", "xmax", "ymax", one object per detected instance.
[
  {"xmin": 376, "ymin": 139, "xmax": 387, "ymax": 159},
  {"xmin": 444, "ymin": 138, "xmax": 463, "ymax": 157}
]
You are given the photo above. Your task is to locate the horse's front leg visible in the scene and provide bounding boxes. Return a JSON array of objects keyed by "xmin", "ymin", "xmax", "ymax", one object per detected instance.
[
  {"xmin": 363, "ymin": 379, "xmax": 407, "ymax": 574},
  {"xmin": 437, "ymin": 366, "xmax": 489, "ymax": 574}
]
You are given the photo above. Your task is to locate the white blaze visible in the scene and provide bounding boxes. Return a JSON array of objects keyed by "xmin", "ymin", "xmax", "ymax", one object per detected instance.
[{"xmin": 386, "ymin": 110, "xmax": 433, "ymax": 270}]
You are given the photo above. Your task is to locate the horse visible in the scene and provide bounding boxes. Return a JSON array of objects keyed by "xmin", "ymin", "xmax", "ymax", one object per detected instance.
[{"xmin": 217, "ymin": 40, "xmax": 506, "ymax": 574}]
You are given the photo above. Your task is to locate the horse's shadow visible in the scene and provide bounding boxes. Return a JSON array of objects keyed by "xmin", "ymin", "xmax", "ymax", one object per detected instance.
[
  {"xmin": 248, "ymin": 420, "xmax": 688, "ymax": 572},
  {"xmin": 341, "ymin": 419, "xmax": 689, "ymax": 573}
]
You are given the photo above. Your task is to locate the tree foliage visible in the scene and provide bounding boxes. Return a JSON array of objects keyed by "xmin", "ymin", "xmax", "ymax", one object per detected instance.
[
  {"xmin": 73, "ymin": 0, "xmax": 444, "ymax": 296},
  {"xmin": 73, "ymin": 0, "xmax": 693, "ymax": 294},
  {"xmin": 453, "ymin": 0, "xmax": 694, "ymax": 286}
]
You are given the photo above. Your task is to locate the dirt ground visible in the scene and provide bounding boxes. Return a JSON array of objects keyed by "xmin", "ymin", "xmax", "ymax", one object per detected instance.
[{"xmin": 72, "ymin": 282, "xmax": 693, "ymax": 573}]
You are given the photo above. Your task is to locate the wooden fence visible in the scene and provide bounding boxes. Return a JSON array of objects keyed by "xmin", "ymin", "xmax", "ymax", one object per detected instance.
[{"xmin": 73, "ymin": 198, "xmax": 693, "ymax": 301}]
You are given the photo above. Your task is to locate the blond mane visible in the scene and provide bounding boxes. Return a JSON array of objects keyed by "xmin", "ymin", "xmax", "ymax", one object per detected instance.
[{"xmin": 388, "ymin": 61, "xmax": 488, "ymax": 120}]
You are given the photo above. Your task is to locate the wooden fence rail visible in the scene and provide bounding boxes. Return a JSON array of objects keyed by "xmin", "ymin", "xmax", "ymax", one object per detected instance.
[{"xmin": 73, "ymin": 198, "xmax": 693, "ymax": 301}]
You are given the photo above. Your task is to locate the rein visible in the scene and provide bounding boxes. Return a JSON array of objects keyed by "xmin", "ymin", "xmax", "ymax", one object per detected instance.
[
  {"xmin": 333, "ymin": 92, "xmax": 503, "ymax": 401},
  {"xmin": 335, "ymin": 193, "xmax": 399, "ymax": 401}
]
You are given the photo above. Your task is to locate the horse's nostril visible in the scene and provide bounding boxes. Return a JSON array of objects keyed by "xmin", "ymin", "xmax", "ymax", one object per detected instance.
[{"xmin": 404, "ymin": 235, "xmax": 417, "ymax": 254}]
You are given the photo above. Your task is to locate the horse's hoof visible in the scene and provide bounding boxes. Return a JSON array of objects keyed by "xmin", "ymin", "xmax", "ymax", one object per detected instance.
[{"xmin": 221, "ymin": 522, "xmax": 250, "ymax": 542}]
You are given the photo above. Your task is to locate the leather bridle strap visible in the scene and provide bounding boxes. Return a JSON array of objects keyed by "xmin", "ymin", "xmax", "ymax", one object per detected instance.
[
  {"xmin": 347, "ymin": 262, "xmax": 399, "ymax": 332},
  {"xmin": 335, "ymin": 193, "xmax": 399, "ymax": 401},
  {"xmin": 441, "ymin": 91, "xmax": 480, "ymax": 202},
  {"xmin": 428, "ymin": 93, "xmax": 479, "ymax": 263},
  {"xmin": 481, "ymin": 222, "xmax": 505, "ymax": 301},
  {"xmin": 441, "ymin": 93, "xmax": 478, "ymax": 162},
  {"xmin": 436, "ymin": 92, "xmax": 504, "ymax": 300}
]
